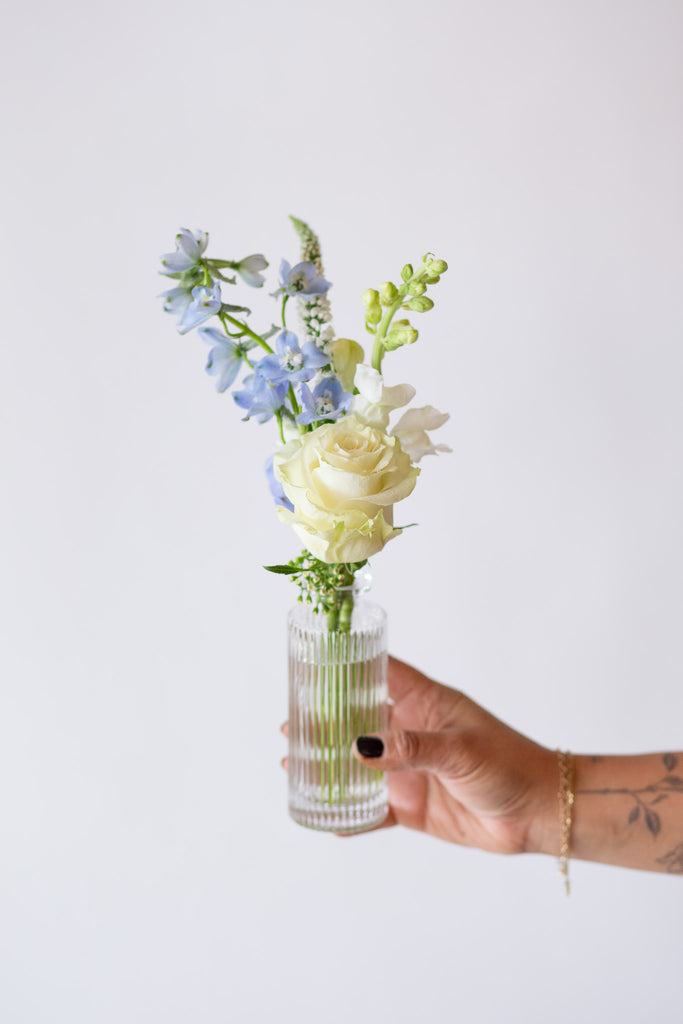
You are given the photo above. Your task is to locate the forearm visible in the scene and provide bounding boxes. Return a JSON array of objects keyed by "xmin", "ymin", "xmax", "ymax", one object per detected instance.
[{"xmin": 537, "ymin": 751, "xmax": 683, "ymax": 874}]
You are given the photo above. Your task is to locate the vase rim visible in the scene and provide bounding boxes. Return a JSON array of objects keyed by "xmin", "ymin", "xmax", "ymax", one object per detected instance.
[{"xmin": 325, "ymin": 566, "xmax": 372, "ymax": 596}]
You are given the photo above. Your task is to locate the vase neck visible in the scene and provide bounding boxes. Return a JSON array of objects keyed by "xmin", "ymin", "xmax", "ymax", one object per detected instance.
[{"xmin": 308, "ymin": 568, "xmax": 372, "ymax": 632}]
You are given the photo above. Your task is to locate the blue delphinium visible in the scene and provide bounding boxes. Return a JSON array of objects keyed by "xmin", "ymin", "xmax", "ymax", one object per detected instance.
[
  {"xmin": 233, "ymin": 372, "xmax": 288, "ymax": 423},
  {"xmin": 258, "ymin": 330, "xmax": 329, "ymax": 385},
  {"xmin": 233, "ymin": 254, "xmax": 269, "ymax": 288},
  {"xmin": 277, "ymin": 259, "xmax": 331, "ymax": 297},
  {"xmin": 177, "ymin": 282, "xmax": 223, "ymax": 335},
  {"xmin": 199, "ymin": 326, "xmax": 256, "ymax": 393},
  {"xmin": 159, "ymin": 280, "xmax": 195, "ymax": 322},
  {"xmin": 264, "ymin": 454, "xmax": 294, "ymax": 512},
  {"xmin": 297, "ymin": 377, "xmax": 352, "ymax": 425},
  {"xmin": 160, "ymin": 229, "xmax": 209, "ymax": 275}
]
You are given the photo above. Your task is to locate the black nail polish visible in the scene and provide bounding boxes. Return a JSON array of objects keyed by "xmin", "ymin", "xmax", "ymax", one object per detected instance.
[{"xmin": 356, "ymin": 736, "xmax": 384, "ymax": 758}]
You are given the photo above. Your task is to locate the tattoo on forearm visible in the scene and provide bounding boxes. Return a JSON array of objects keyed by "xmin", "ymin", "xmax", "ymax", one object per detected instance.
[
  {"xmin": 656, "ymin": 842, "xmax": 683, "ymax": 874},
  {"xmin": 577, "ymin": 754, "xmax": 683, "ymax": 838}
]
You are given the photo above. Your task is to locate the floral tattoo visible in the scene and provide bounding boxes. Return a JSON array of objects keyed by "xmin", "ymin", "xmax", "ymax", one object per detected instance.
[{"xmin": 577, "ymin": 754, "xmax": 683, "ymax": 838}]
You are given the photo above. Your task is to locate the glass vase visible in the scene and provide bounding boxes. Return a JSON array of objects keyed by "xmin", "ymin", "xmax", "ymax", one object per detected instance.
[{"xmin": 287, "ymin": 571, "xmax": 389, "ymax": 833}]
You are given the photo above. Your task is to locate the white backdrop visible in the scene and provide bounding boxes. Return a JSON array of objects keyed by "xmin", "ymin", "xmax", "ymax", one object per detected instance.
[{"xmin": 2, "ymin": 1, "xmax": 682, "ymax": 1021}]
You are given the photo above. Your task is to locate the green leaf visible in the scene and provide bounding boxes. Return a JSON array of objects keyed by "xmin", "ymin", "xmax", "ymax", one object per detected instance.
[
  {"xmin": 221, "ymin": 303, "xmax": 251, "ymax": 315},
  {"xmin": 263, "ymin": 564, "xmax": 300, "ymax": 575}
]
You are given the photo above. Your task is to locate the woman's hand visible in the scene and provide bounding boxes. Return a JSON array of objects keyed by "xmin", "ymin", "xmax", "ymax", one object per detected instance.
[
  {"xmin": 283, "ymin": 655, "xmax": 559, "ymax": 854},
  {"xmin": 349, "ymin": 655, "xmax": 559, "ymax": 854},
  {"xmin": 283, "ymin": 655, "xmax": 683, "ymax": 872}
]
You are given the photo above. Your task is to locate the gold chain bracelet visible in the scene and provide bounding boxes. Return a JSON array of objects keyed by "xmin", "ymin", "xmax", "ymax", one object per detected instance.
[{"xmin": 556, "ymin": 749, "xmax": 575, "ymax": 896}]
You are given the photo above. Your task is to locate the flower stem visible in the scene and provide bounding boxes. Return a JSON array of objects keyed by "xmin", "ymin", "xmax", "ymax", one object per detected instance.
[
  {"xmin": 371, "ymin": 296, "xmax": 404, "ymax": 371},
  {"xmin": 276, "ymin": 412, "xmax": 286, "ymax": 444},
  {"xmin": 220, "ymin": 312, "xmax": 275, "ymax": 354}
]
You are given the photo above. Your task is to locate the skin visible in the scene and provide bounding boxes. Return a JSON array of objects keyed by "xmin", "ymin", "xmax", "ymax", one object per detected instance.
[{"xmin": 282, "ymin": 656, "xmax": 683, "ymax": 874}]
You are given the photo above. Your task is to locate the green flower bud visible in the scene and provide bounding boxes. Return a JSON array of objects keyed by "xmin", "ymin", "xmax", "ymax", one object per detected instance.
[
  {"xmin": 362, "ymin": 288, "xmax": 382, "ymax": 325},
  {"xmin": 421, "ymin": 252, "xmax": 448, "ymax": 274},
  {"xmin": 386, "ymin": 319, "xmax": 419, "ymax": 349},
  {"xmin": 362, "ymin": 288, "xmax": 381, "ymax": 310},
  {"xmin": 404, "ymin": 296, "xmax": 434, "ymax": 313},
  {"xmin": 407, "ymin": 280, "xmax": 427, "ymax": 296},
  {"xmin": 401, "ymin": 264, "xmax": 413, "ymax": 283},
  {"xmin": 379, "ymin": 281, "xmax": 399, "ymax": 305}
]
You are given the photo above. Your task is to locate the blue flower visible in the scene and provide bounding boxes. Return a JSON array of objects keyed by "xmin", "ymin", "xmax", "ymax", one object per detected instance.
[
  {"xmin": 158, "ymin": 281, "xmax": 195, "ymax": 321},
  {"xmin": 264, "ymin": 454, "xmax": 294, "ymax": 512},
  {"xmin": 199, "ymin": 326, "xmax": 256, "ymax": 393},
  {"xmin": 258, "ymin": 330, "xmax": 329, "ymax": 385},
  {"xmin": 277, "ymin": 259, "xmax": 331, "ymax": 297},
  {"xmin": 176, "ymin": 282, "xmax": 222, "ymax": 335},
  {"xmin": 296, "ymin": 377, "xmax": 352, "ymax": 425},
  {"xmin": 160, "ymin": 228, "xmax": 209, "ymax": 275},
  {"xmin": 234, "ymin": 254, "xmax": 268, "ymax": 288},
  {"xmin": 233, "ymin": 371, "xmax": 288, "ymax": 423}
]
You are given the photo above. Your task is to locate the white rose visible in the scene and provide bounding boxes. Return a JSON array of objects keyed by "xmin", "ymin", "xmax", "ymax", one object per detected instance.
[{"xmin": 273, "ymin": 415, "xmax": 419, "ymax": 562}]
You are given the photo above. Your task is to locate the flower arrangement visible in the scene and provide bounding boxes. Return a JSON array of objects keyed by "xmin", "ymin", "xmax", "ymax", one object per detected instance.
[
  {"xmin": 159, "ymin": 217, "xmax": 450, "ymax": 626},
  {"xmin": 159, "ymin": 217, "xmax": 450, "ymax": 831}
]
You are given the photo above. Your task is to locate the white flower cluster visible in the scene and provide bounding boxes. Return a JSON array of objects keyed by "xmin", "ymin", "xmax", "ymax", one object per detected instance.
[
  {"xmin": 297, "ymin": 292, "xmax": 335, "ymax": 349},
  {"xmin": 290, "ymin": 215, "xmax": 336, "ymax": 349}
]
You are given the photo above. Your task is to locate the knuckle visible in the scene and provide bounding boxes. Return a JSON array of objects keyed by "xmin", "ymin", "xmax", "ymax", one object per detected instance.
[{"xmin": 392, "ymin": 729, "xmax": 421, "ymax": 764}]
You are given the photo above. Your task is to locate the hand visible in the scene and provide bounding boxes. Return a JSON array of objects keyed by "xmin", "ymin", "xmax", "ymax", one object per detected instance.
[{"xmin": 350, "ymin": 655, "xmax": 558, "ymax": 854}]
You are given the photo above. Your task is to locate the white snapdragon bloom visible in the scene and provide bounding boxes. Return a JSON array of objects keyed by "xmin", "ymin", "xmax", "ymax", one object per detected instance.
[
  {"xmin": 391, "ymin": 406, "xmax": 451, "ymax": 463},
  {"xmin": 349, "ymin": 364, "xmax": 415, "ymax": 430}
]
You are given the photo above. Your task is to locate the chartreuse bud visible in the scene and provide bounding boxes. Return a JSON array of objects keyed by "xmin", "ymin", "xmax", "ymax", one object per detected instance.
[
  {"xmin": 422, "ymin": 253, "xmax": 448, "ymax": 271},
  {"xmin": 422, "ymin": 254, "xmax": 448, "ymax": 283},
  {"xmin": 404, "ymin": 295, "xmax": 434, "ymax": 313},
  {"xmin": 407, "ymin": 280, "xmax": 426, "ymax": 296},
  {"xmin": 362, "ymin": 288, "xmax": 382, "ymax": 326},
  {"xmin": 386, "ymin": 319, "xmax": 419, "ymax": 349},
  {"xmin": 379, "ymin": 281, "xmax": 399, "ymax": 305},
  {"xmin": 401, "ymin": 264, "xmax": 413, "ymax": 283}
]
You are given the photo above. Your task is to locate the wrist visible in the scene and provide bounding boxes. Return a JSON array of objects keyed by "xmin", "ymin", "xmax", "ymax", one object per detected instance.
[{"xmin": 524, "ymin": 746, "xmax": 566, "ymax": 857}]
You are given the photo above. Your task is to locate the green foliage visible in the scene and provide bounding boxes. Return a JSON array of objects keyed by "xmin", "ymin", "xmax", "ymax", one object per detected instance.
[{"xmin": 265, "ymin": 551, "xmax": 368, "ymax": 630}]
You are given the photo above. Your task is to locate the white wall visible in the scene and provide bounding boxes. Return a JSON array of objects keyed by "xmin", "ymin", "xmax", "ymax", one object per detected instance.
[{"xmin": 2, "ymin": 1, "xmax": 682, "ymax": 1021}]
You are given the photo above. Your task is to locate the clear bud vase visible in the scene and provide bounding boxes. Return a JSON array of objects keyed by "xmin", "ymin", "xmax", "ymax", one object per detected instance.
[{"xmin": 287, "ymin": 570, "xmax": 389, "ymax": 833}]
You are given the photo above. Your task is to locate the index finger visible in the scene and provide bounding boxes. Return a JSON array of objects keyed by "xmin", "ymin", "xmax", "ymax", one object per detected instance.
[{"xmin": 388, "ymin": 655, "xmax": 463, "ymax": 729}]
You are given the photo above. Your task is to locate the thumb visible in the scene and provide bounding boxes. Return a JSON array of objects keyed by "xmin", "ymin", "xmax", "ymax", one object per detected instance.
[{"xmin": 353, "ymin": 730, "xmax": 457, "ymax": 773}]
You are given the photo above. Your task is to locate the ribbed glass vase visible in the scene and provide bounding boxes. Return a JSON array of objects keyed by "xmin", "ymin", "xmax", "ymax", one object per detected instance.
[{"xmin": 287, "ymin": 571, "xmax": 388, "ymax": 833}]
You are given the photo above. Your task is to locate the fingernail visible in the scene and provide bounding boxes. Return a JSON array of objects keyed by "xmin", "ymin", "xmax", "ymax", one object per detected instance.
[{"xmin": 356, "ymin": 736, "xmax": 384, "ymax": 758}]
